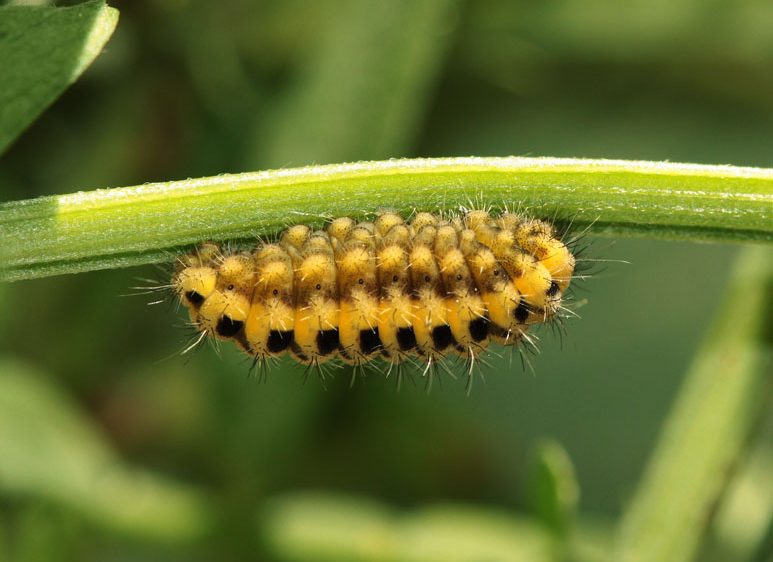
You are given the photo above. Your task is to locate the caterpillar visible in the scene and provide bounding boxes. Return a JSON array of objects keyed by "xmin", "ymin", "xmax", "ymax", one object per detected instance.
[{"xmin": 172, "ymin": 209, "xmax": 579, "ymax": 380}]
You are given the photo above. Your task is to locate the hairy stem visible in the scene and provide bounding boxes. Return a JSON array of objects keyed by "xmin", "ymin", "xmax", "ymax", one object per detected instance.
[{"xmin": 1, "ymin": 157, "xmax": 771, "ymax": 282}]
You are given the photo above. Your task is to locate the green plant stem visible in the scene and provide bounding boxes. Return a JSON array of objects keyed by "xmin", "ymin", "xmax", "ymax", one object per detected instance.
[
  {"xmin": 614, "ymin": 245, "xmax": 773, "ymax": 562},
  {"xmin": 1, "ymin": 157, "xmax": 771, "ymax": 282}
]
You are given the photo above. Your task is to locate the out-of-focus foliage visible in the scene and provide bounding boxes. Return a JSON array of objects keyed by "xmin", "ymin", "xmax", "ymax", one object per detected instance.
[
  {"xmin": 0, "ymin": 1, "xmax": 771, "ymax": 561},
  {"xmin": 528, "ymin": 440, "xmax": 579, "ymax": 540},
  {"xmin": 261, "ymin": 494, "xmax": 556, "ymax": 562},
  {"xmin": 0, "ymin": 359, "xmax": 213, "ymax": 542},
  {"xmin": 615, "ymin": 245, "xmax": 772, "ymax": 562}
]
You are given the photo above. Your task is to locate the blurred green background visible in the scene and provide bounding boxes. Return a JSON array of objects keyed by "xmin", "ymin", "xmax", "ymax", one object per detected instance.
[{"xmin": 0, "ymin": 0, "xmax": 770, "ymax": 560}]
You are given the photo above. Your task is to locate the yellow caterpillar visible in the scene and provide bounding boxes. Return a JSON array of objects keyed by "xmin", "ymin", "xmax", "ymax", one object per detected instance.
[{"xmin": 173, "ymin": 210, "xmax": 577, "ymax": 372}]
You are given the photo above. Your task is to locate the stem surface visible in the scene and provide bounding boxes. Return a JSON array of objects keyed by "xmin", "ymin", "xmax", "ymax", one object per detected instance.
[{"xmin": 1, "ymin": 157, "xmax": 771, "ymax": 281}]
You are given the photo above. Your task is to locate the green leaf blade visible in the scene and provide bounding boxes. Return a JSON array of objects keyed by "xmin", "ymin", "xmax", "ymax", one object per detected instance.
[
  {"xmin": 528, "ymin": 440, "xmax": 579, "ymax": 540},
  {"xmin": 0, "ymin": 0, "xmax": 119, "ymax": 154}
]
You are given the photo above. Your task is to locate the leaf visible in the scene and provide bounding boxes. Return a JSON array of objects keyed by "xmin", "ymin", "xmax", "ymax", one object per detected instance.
[
  {"xmin": 0, "ymin": 0, "xmax": 119, "ymax": 155},
  {"xmin": 398, "ymin": 505, "xmax": 555, "ymax": 562},
  {"xmin": 528, "ymin": 439, "xmax": 579, "ymax": 539},
  {"xmin": 570, "ymin": 518, "xmax": 616, "ymax": 562},
  {"xmin": 1, "ymin": 157, "xmax": 771, "ymax": 282},
  {"xmin": 260, "ymin": 492, "xmax": 556, "ymax": 562},
  {"xmin": 260, "ymin": 493, "xmax": 396, "ymax": 562},
  {"xmin": 702, "ymin": 405, "xmax": 773, "ymax": 562},
  {"xmin": 11, "ymin": 504, "xmax": 79, "ymax": 562},
  {"xmin": 0, "ymin": 358, "xmax": 213, "ymax": 543},
  {"xmin": 256, "ymin": 0, "xmax": 460, "ymax": 167},
  {"xmin": 614, "ymin": 245, "xmax": 773, "ymax": 562}
]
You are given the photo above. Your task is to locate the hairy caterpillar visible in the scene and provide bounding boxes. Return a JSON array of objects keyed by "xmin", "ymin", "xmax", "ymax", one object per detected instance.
[{"xmin": 172, "ymin": 209, "xmax": 580, "ymax": 383}]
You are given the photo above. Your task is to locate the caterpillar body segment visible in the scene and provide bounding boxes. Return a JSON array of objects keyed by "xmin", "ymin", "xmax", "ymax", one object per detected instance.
[
  {"xmin": 245, "ymin": 245, "xmax": 296, "ymax": 357},
  {"xmin": 375, "ymin": 224, "xmax": 415, "ymax": 362},
  {"xmin": 334, "ymin": 237, "xmax": 381, "ymax": 363},
  {"xmin": 291, "ymin": 233, "xmax": 340, "ymax": 363}
]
